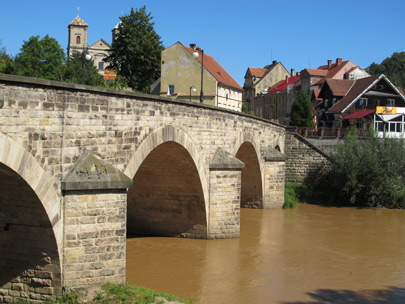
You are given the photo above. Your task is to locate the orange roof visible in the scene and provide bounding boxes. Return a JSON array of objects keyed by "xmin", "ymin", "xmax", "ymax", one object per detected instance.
[
  {"xmin": 248, "ymin": 67, "xmax": 267, "ymax": 78},
  {"xmin": 312, "ymin": 89, "xmax": 322, "ymax": 101},
  {"xmin": 305, "ymin": 68, "xmax": 328, "ymax": 77},
  {"xmin": 69, "ymin": 16, "xmax": 88, "ymax": 26},
  {"xmin": 181, "ymin": 43, "xmax": 243, "ymax": 91},
  {"xmin": 324, "ymin": 79, "xmax": 355, "ymax": 96}
]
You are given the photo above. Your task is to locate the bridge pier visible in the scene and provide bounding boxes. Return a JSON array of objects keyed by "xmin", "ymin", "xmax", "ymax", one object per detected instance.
[
  {"xmin": 61, "ymin": 151, "xmax": 132, "ymax": 291},
  {"xmin": 208, "ymin": 148, "xmax": 245, "ymax": 239},
  {"xmin": 262, "ymin": 146, "xmax": 286, "ymax": 209}
]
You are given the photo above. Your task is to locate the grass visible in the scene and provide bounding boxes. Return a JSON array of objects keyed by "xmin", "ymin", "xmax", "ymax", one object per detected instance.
[{"xmin": 39, "ymin": 283, "xmax": 193, "ymax": 304}]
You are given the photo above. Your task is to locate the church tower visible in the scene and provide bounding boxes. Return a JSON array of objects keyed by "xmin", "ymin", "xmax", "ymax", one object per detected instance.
[{"xmin": 67, "ymin": 14, "xmax": 88, "ymax": 57}]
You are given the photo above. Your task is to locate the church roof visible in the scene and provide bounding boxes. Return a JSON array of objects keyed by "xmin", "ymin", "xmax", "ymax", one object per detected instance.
[{"xmin": 69, "ymin": 16, "xmax": 88, "ymax": 26}]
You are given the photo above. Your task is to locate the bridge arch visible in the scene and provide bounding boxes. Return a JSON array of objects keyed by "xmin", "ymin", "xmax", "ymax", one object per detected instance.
[
  {"xmin": 124, "ymin": 126, "xmax": 208, "ymax": 238},
  {"xmin": 0, "ymin": 133, "xmax": 62, "ymax": 299},
  {"xmin": 231, "ymin": 132, "xmax": 263, "ymax": 208}
]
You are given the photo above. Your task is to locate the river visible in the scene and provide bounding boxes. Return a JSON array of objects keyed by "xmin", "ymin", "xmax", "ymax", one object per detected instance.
[{"xmin": 126, "ymin": 204, "xmax": 405, "ymax": 303}]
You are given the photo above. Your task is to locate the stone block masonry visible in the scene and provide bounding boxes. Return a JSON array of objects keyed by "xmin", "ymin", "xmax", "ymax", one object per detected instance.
[
  {"xmin": 285, "ymin": 129, "xmax": 331, "ymax": 184},
  {"xmin": 63, "ymin": 191, "xmax": 127, "ymax": 289},
  {"xmin": 0, "ymin": 74, "xmax": 287, "ymax": 301}
]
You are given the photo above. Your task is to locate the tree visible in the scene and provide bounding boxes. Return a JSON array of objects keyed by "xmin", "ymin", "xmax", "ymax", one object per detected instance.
[
  {"xmin": 317, "ymin": 128, "xmax": 405, "ymax": 208},
  {"xmin": 0, "ymin": 42, "xmax": 14, "ymax": 74},
  {"xmin": 105, "ymin": 6, "xmax": 164, "ymax": 92},
  {"xmin": 14, "ymin": 35, "xmax": 65, "ymax": 80},
  {"xmin": 64, "ymin": 51, "xmax": 104, "ymax": 86},
  {"xmin": 367, "ymin": 52, "xmax": 405, "ymax": 91},
  {"xmin": 289, "ymin": 90, "xmax": 315, "ymax": 127}
]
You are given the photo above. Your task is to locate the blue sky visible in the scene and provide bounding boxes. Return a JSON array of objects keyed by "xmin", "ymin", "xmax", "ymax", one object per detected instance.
[{"xmin": 1, "ymin": 0, "xmax": 404, "ymax": 86}]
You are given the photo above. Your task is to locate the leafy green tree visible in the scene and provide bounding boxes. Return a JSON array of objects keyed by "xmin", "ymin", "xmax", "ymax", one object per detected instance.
[
  {"xmin": 318, "ymin": 128, "xmax": 405, "ymax": 208},
  {"xmin": 290, "ymin": 90, "xmax": 315, "ymax": 127},
  {"xmin": 14, "ymin": 35, "xmax": 65, "ymax": 80},
  {"xmin": 64, "ymin": 51, "xmax": 104, "ymax": 86},
  {"xmin": 0, "ymin": 42, "xmax": 14, "ymax": 74},
  {"xmin": 105, "ymin": 6, "xmax": 164, "ymax": 92},
  {"xmin": 367, "ymin": 52, "xmax": 405, "ymax": 91}
]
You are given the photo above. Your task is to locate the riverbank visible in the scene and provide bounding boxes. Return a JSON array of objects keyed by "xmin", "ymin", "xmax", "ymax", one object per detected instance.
[{"xmin": 40, "ymin": 283, "xmax": 192, "ymax": 304}]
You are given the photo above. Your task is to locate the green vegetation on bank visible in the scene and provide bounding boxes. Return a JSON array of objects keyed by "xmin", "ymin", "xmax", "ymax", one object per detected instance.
[
  {"xmin": 38, "ymin": 283, "xmax": 192, "ymax": 304},
  {"xmin": 317, "ymin": 128, "xmax": 405, "ymax": 208},
  {"xmin": 284, "ymin": 182, "xmax": 325, "ymax": 209},
  {"xmin": 285, "ymin": 128, "xmax": 405, "ymax": 209}
]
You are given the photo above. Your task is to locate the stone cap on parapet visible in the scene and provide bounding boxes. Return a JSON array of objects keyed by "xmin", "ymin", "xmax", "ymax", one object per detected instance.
[
  {"xmin": 209, "ymin": 147, "xmax": 245, "ymax": 170},
  {"xmin": 0, "ymin": 74, "xmax": 287, "ymax": 131},
  {"xmin": 62, "ymin": 150, "xmax": 133, "ymax": 191},
  {"xmin": 264, "ymin": 145, "xmax": 286, "ymax": 162}
]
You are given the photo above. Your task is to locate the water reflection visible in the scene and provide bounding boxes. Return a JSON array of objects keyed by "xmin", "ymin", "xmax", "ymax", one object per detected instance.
[{"xmin": 126, "ymin": 204, "xmax": 405, "ymax": 303}]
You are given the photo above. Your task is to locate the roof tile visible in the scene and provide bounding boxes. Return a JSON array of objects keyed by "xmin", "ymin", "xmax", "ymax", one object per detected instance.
[{"xmin": 182, "ymin": 43, "xmax": 243, "ymax": 91}]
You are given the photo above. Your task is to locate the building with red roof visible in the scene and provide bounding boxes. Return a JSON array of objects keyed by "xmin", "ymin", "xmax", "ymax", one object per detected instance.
[
  {"xmin": 317, "ymin": 74, "xmax": 405, "ymax": 133},
  {"xmin": 158, "ymin": 42, "xmax": 243, "ymax": 111},
  {"xmin": 243, "ymin": 61, "xmax": 291, "ymax": 107},
  {"xmin": 299, "ymin": 58, "xmax": 369, "ymax": 98},
  {"xmin": 253, "ymin": 75, "xmax": 300, "ymax": 125}
]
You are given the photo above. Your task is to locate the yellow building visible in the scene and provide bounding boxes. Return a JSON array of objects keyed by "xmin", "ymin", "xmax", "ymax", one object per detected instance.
[{"xmin": 160, "ymin": 42, "xmax": 243, "ymax": 112}]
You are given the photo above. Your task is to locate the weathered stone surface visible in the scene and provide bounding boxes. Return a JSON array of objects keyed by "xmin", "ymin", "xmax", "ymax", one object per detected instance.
[
  {"xmin": 62, "ymin": 150, "xmax": 133, "ymax": 190},
  {"xmin": 0, "ymin": 74, "xmax": 288, "ymax": 301},
  {"xmin": 210, "ymin": 147, "xmax": 245, "ymax": 169},
  {"xmin": 285, "ymin": 129, "xmax": 331, "ymax": 183}
]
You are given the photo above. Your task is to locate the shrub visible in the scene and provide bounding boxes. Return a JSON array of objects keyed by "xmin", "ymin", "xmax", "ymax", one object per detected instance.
[{"xmin": 318, "ymin": 128, "xmax": 405, "ymax": 208}]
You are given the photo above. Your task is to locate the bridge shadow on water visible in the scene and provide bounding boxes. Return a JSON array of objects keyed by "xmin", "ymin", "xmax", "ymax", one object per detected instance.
[{"xmin": 280, "ymin": 287, "xmax": 405, "ymax": 304}]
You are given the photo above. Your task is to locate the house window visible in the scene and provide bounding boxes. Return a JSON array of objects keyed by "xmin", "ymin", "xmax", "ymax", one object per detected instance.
[
  {"xmin": 357, "ymin": 98, "xmax": 368, "ymax": 108},
  {"xmin": 168, "ymin": 85, "xmax": 174, "ymax": 96},
  {"xmin": 387, "ymin": 99, "xmax": 395, "ymax": 107},
  {"xmin": 98, "ymin": 62, "xmax": 104, "ymax": 71},
  {"xmin": 76, "ymin": 36, "xmax": 81, "ymax": 44},
  {"xmin": 324, "ymin": 99, "xmax": 328, "ymax": 107}
]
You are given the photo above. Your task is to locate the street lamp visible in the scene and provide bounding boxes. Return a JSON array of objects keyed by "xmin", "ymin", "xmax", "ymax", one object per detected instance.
[
  {"xmin": 192, "ymin": 47, "xmax": 204, "ymax": 103},
  {"xmin": 82, "ymin": 52, "xmax": 92, "ymax": 84},
  {"xmin": 189, "ymin": 86, "xmax": 196, "ymax": 102}
]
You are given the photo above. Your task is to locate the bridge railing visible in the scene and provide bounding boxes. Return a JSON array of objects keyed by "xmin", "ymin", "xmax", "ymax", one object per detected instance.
[{"xmin": 296, "ymin": 127, "xmax": 369, "ymax": 138}]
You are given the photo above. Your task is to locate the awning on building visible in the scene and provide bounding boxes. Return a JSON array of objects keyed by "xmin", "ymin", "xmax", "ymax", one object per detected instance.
[{"xmin": 342, "ymin": 110, "xmax": 375, "ymax": 120}]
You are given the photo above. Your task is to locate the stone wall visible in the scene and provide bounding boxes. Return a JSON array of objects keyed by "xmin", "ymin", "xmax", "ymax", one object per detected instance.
[
  {"xmin": 285, "ymin": 129, "xmax": 331, "ymax": 184},
  {"xmin": 208, "ymin": 170, "xmax": 241, "ymax": 239},
  {"xmin": 63, "ymin": 191, "xmax": 126, "ymax": 290},
  {"xmin": 0, "ymin": 164, "xmax": 61, "ymax": 303},
  {"xmin": 0, "ymin": 74, "xmax": 287, "ymax": 300}
]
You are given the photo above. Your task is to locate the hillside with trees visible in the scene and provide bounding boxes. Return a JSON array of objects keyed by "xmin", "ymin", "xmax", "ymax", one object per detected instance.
[{"xmin": 367, "ymin": 52, "xmax": 405, "ymax": 91}]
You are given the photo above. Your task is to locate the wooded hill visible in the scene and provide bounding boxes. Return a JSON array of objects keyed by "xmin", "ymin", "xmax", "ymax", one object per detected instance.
[{"xmin": 367, "ymin": 52, "xmax": 405, "ymax": 91}]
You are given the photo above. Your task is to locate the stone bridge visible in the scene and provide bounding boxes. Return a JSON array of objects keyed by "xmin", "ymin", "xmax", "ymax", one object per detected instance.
[{"xmin": 0, "ymin": 74, "xmax": 286, "ymax": 302}]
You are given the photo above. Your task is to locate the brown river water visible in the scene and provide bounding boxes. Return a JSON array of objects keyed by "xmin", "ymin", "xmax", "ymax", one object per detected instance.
[{"xmin": 126, "ymin": 204, "xmax": 405, "ymax": 303}]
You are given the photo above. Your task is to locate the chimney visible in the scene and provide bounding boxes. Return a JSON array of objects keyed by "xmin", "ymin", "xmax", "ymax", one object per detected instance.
[
  {"xmin": 328, "ymin": 60, "xmax": 332, "ymax": 68},
  {"xmin": 189, "ymin": 43, "xmax": 196, "ymax": 50},
  {"xmin": 336, "ymin": 58, "xmax": 342, "ymax": 66},
  {"xmin": 285, "ymin": 75, "xmax": 289, "ymax": 83},
  {"xmin": 291, "ymin": 69, "xmax": 295, "ymax": 76},
  {"xmin": 273, "ymin": 60, "xmax": 277, "ymax": 65},
  {"xmin": 196, "ymin": 47, "xmax": 201, "ymax": 52}
]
